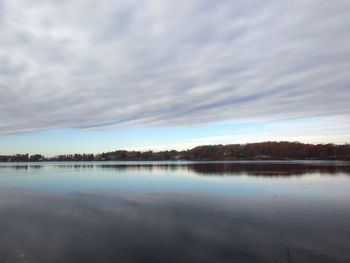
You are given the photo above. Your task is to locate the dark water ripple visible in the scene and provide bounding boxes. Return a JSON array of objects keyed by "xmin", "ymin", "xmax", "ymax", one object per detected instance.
[{"xmin": 0, "ymin": 161, "xmax": 349, "ymax": 263}]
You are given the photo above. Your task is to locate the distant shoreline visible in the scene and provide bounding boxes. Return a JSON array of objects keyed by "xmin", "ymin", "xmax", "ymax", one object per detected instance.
[{"xmin": 1, "ymin": 142, "xmax": 349, "ymax": 162}]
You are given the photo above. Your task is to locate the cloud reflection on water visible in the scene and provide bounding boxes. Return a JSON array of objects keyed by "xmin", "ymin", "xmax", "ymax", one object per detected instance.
[{"xmin": 0, "ymin": 189, "xmax": 349, "ymax": 263}]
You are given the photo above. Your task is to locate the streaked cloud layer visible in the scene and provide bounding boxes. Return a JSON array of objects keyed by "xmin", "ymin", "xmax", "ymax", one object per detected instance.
[{"xmin": 0, "ymin": 0, "xmax": 350, "ymax": 135}]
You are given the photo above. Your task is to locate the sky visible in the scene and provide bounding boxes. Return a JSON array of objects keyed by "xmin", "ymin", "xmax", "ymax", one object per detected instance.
[{"xmin": 0, "ymin": 0, "xmax": 350, "ymax": 155}]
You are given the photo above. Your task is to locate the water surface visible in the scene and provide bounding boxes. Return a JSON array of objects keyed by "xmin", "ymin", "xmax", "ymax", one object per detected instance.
[{"xmin": 0, "ymin": 161, "xmax": 349, "ymax": 263}]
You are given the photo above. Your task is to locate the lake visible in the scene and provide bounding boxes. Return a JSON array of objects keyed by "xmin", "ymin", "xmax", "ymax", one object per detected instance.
[{"xmin": 0, "ymin": 161, "xmax": 349, "ymax": 263}]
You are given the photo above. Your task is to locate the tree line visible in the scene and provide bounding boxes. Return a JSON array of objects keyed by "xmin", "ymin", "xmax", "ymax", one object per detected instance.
[{"xmin": 1, "ymin": 142, "xmax": 350, "ymax": 162}]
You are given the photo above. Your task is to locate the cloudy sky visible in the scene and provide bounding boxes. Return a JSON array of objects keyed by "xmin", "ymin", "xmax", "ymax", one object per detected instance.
[{"xmin": 1, "ymin": 0, "xmax": 350, "ymax": 155}]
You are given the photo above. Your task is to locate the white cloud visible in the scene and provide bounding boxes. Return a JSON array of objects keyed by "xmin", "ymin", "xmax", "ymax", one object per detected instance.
[
  {"xmin": 0, "ymin": 0, "xmax": 349, "ymax": 136},
  {"xmin": 124, "ymin": 117, "xmax": 350, "ymax": 151}
]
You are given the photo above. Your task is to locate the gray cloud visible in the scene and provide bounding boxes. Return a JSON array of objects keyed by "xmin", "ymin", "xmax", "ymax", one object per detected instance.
[{"xmin": 0, "ymin": 0, "xmax": 350, "ymax": 134}]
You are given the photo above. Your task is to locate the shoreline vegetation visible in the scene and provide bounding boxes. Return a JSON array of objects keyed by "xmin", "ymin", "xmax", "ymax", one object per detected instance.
[{"xmin": 1, "ymin": 142, "xmax": 350, "ymax": 162}]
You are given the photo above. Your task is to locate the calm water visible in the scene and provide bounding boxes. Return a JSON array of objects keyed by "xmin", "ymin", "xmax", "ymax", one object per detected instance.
[{"xmin": 0, "ymin": 161, "xmax": 350, "ymax": 263}]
